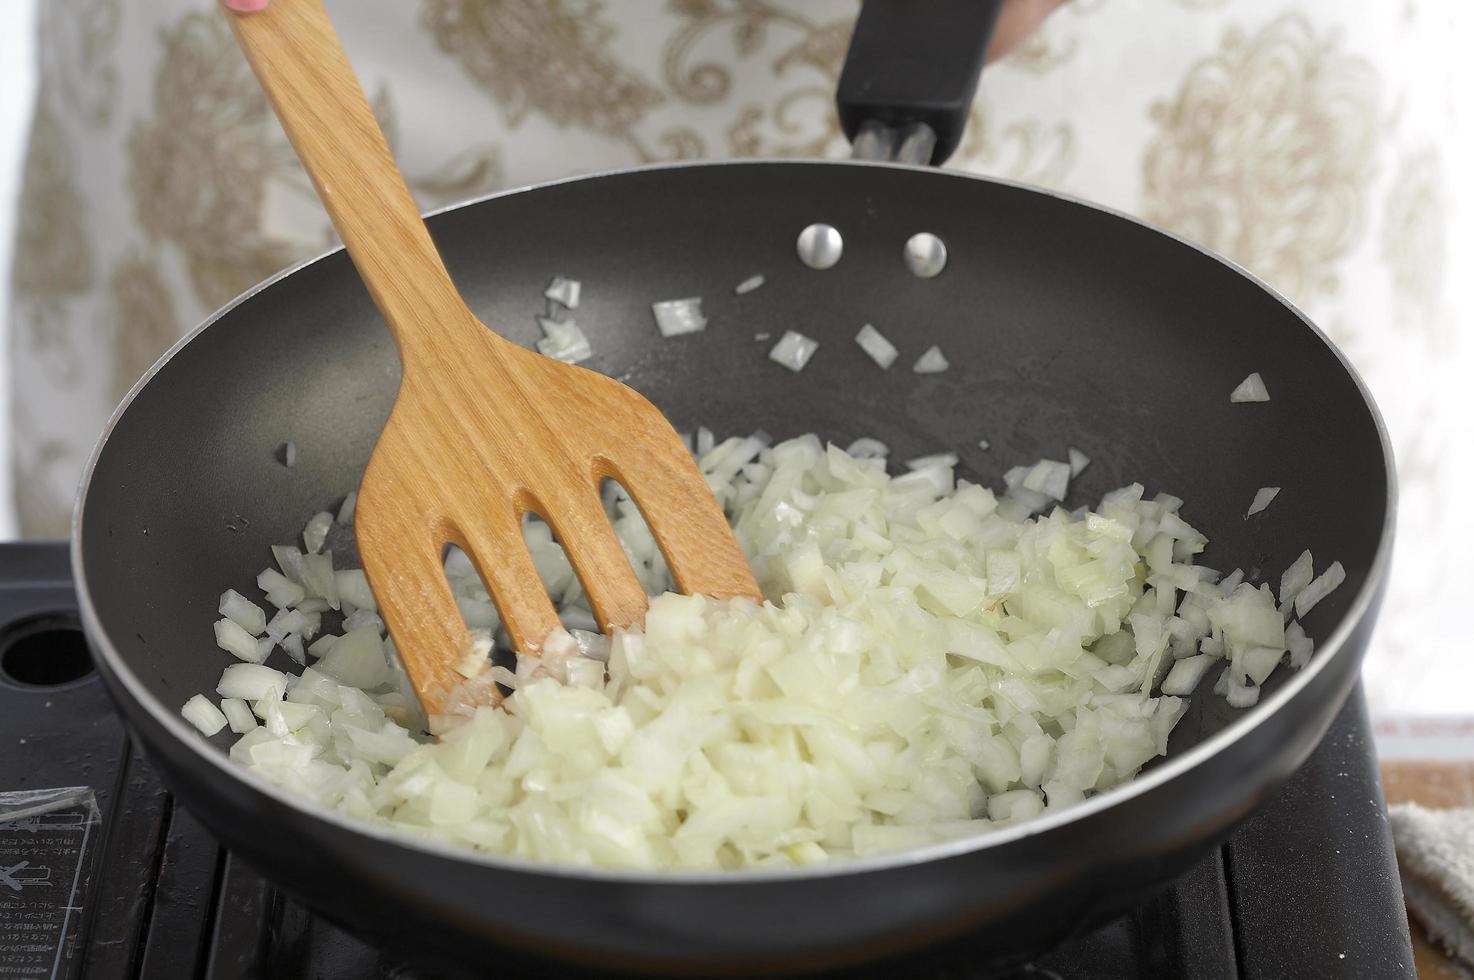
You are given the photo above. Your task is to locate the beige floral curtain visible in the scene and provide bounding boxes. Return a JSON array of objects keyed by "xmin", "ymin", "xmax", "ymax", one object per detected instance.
[{"xmin": 7, "ymin": 0, "xmax": 1462, "ymax": 712}]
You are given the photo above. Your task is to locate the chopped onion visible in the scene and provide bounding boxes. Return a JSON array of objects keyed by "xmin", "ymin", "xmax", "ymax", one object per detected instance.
[
  {"xmin": 1021, "ymin": 459, "xmax": 1071, "ymax": 501},
  {"xmin": 315, "ymin": 626, "xmax": 389, "ymax": 688},
  {"xmin": 278, "ymin": 441, "xmax": 297, "ymax": 467},
  {"xmin": 912, "ymin": 345, "xmax": 950, "ymax": 374},
  {"xmin": 335, "ymin": 569, "xmax": 376, "ymax": 612},
  {"xmin": 906, "ymin": 452, "xmax": 959, "ymax": 471},
  {"xmin": 336, "ymin": 491, "xmax": 357, "ymax": 525},
  {"xmin": 1161, "ymin": 654, "xmax": 1215, "ymax": 696},
  {"xmin": 733, "ymin": 275, "xmax": 765, "ymax": 295},
  {"xmin": 219, "ymin": 589, "xmax": 266, "ymax": 636},
  {"xmin": 281, "ymin": 632, "xmax": 307, "ymax": 665},
  {"xmin": 265, "ymin": 607, "xmax": 309, "ymax": 644},
  {"xmin": 216, "ymin": 663, "xmax": 288, "ymax": 702},
  {"xmin": 855, "ymin": 324, "xmax": 898, "ymax": 370},
  {"xmin": 977, "ymin": 439, "xmax": 990, "ymax": 451},
  {"xmin": 220, "ymin": 697, "xmax": 257, "ymax": 734},
  {"xmin": 214, "ymin": 617, "xmax": 267, "ymax": 663},
  {"xmin": 1294, "ymin": 561, "xmax": 1345, "ymax": 617},
  {"xmin": 543, "ymin": 276, "xmax": 581, "ymax": 309},
  {"xmin": 204, "ymin": 429, "xmax": 1339, "ymax": 871},
  {"xmin": 343, "ymin": 608, "xmax": 384, "ymax": 634},
  {"xmin": 768, "ymin": 331, "xmax": 819, "ymax": 372},
  {"xmin": 182, "ymin": 695, "xmax": 228, "ymax": 736},
  {"xmin": 1068, "ymin": 448, "xmax": 1090, "ymax": 477},
  {"xmin": 299, "ymin": 552, "xmax": 340, "ymax": 609},
  {"xmin": 1224, "ymin": 677, "xmax": 1260, "ymax": 707},
  {"xmin": 257, "ymin": 568, "xmax": 305, "ymax": 609},
  {"xmin": 1244, "ymin": 487, "xmax": 1280, "ymax": 518},
  {"xmin": 271, "ymin": 545, "xmax": 307, "ymax": 585},
  {"xmin": 754, "ymin": 332, "xmax": 771, "ymax": 342},
  {"xmin": 535, "ymin": 316, "xmax": 592, "ymax": 365},
  {"xmin": 845, "ymin": 438, "xmax": 889, "ymax": 459},
  {"xmin": 302, "ymin": 511, "xmax": 334, "ymax": 554},
  {"xmin": 652, "ymin": 297, "xmax": 706, "ymax": 337},
  {"xmin": 1279, "ymin": 549, "xmax": 1314, "ymax": 616},
  {"xmin": 1230, "ymin": 372, "xmax": 1270, "ymax": 403}
]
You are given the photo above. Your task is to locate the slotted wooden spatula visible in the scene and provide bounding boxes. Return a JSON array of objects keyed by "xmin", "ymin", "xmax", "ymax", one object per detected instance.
[{"xmin": 227, "ymin": 0, "xmax": 761, "ymax": 714}]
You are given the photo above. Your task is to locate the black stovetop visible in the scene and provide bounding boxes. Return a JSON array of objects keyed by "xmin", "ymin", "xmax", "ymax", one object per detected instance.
[{"xmin": 0, "ymin": 543, "xmax": 1414, "ymax": 979}]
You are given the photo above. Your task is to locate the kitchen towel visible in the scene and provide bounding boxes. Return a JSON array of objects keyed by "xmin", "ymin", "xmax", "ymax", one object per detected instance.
[{"xmin": 1389, "ymin": 803, "xmax": 1474, "ymax": 971}]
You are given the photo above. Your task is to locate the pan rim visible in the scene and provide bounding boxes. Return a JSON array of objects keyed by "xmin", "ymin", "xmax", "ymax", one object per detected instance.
[{"xmin": 71, "ymin": 157, "xmax": 1397, "ymax": 886}]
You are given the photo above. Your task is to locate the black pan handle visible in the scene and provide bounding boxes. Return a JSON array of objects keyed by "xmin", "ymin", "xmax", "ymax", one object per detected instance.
[{"xmin": 836, "ymin": 0, "xmax": 1005, "ymax": 166}]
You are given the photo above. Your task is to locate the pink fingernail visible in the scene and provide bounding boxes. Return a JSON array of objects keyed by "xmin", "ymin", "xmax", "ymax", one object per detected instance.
[{"xmin": 223, "ymin": 0, "xmax": 270, "ymax": 12}]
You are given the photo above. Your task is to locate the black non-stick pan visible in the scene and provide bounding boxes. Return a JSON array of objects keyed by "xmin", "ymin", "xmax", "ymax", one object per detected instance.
[{"xmin": 72, "ymin": 2, "xmax": 1394, "ymax": 974}]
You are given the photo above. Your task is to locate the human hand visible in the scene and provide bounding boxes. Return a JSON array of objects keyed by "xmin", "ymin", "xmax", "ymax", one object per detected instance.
[
  {"xmin": 221, "ymin": 0, "xmax": 270, "ymax": 11},
  {"xmin": 988, "ymin": 0, "xmax": 1069, "ymax": 62}
]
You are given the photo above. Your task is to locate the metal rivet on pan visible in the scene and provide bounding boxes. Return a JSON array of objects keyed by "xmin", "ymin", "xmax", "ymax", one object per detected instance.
[
  {"xmin": 904, "ymin": 233, "xmax": 947, "ymax": 278},
  {"xmin": 796, "ymin": 223, "xmax": 843, "ymax": 270}
]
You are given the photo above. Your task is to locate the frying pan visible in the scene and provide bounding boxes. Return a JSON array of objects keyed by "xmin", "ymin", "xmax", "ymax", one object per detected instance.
[{"xmin": 71, "ymin": 2, "xmax": 1394, "ymax": 974}]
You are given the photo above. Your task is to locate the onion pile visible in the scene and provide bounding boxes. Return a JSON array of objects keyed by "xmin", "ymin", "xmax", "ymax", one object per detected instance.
[{"xmin": 186, "ymin": 435, "xmax": 1340, "ymax": 870}]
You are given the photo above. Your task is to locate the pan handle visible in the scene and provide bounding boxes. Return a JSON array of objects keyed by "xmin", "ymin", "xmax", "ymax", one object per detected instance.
[{"xmin": 836, "ymin": 0, "xmax": 1005, "ymax": 166}]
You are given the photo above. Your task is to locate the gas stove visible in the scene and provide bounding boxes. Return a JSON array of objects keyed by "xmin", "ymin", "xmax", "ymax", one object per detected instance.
[{"xmin": 0, "ymin": 543, "xmax": 1414, "ymax": 978}]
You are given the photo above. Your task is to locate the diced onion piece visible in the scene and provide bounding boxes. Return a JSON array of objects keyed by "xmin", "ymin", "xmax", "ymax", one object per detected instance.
[
  {"xmin": 302, "ymin": 510, "xmax": 334, "ymax": 554},
  {"xmin": 271, "ymin": 545, "xmax": 307, "ymax": 585},
  {"xmin": 912, "ymin": 345, "xmax": 949, "ymax": 374},
  {"xmin": 1294, "ymin": 561, "xmax": 1345, "ymax": 618},
  {"xmin": 754, "ymin": 332, "xmax": 771, "ymax": 342},
  {"xmin": 219, "ymin": 589, "xmax": 267, "ymax": 636},
  {"xmin": 1239, "ymin": 645, "xmax": 1284, "ymax": 685},
  {"xmin": 1286, "ymin": 621, "xmax": 1315, "ymax": 668},
  {"xmin": 315, "ymin": 626, "xmax": 389, "ymax": 689},
  {"xmin": 1244, "ymin": 487, "xmax": 1280, "ymax": 518},
  {"xmin": 214, "ymin": 617, "xmax": 267, "ymax": 663},
  {"xmin": 343, "ymin": 609, "xmax": 383, "ymax": 635},
  {"xmin": 257, "ymin": 568, "xmax": 305, "ymax": 609},
  {"xmin": 182, "ymin": 695, "xmax": 228, "ymax": 736},
  {"xmin": 977, "ymin": 439, "xmax": 990, "ymax": 451},
  {"xmin": 217, "ymin": 663, "xmax": 288, "ymax": 702},
  {"xmin": 265, "ymin": 607, "xmax": 309, "ymax": 644},
  {"xmin": 281, "ymin": 633, "xmax": 307, "ymax": 665},
  {"xmin": 855, "ymin": 324, "xmax": 898, "ymax": 369},
  {"xmin": 769, "ymin": 331, "xmax": 819, "ymax": 372},
  {"xmin": 734, "ymin": 275, "xmax": 765, "ymax": 295},
  {"xmin": 906, "ymin": 452, "xmax": 958, "ymax": 471},
  {"xmin": 1225, "ymin": 678, "xmax": 1260, "ymax": 708},
  {"xmin": 1022, "ymin": 459, "xmax": 1071, "ymax": 501},
  {"xmin": 1230, "ymin": 372, "xmax": 1270, "ymax": 402},
  {"xmin": 220, "ymin": 697, "xmax": 257, "ymax": 734},
  {"xmin": 652, "ymin": 297, "xmax": 706, "ymax": 337},
  {"xmin": 544, "ymin": 276, "xmax": 581, "ymax": 309},
  {"xmin": 278, "ymin": 441, "xmax": 297, "ymax": 467},
  {"xmin": 1161, "ymin": 654, "xmax": 1215, "ymax": 696},
  {"xmin": 1279, "ymin": 549, "xmax": 1314, "ymax": 607},
  {"xmin": 845, "ymin": 438, "xmax": 889, "ymax": 459},
  {"xmin": 535, "ymin": 316, "xmax": 592, "ymax": 364},
  {"xmin": 1068, "ymin": 448, "xmax": 1090, "ymax": 477},
  {"xmin": 299, "ymin": 552, "xmax": 340, "ymax": 610},
  {"xmin": 335, "ymin": 569, "xmax": 376, "ymax": 612},
  {"xmin": 336, "ymin": 491, "xmax": 357, "ymax": 525}
]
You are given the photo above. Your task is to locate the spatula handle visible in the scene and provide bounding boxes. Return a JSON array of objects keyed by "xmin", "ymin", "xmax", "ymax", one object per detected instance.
[{"xmin": 226, "ymin": 0, "xmax": 486, "ymax": 364}]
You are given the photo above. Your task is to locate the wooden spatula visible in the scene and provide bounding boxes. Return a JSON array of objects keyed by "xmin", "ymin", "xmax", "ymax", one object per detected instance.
[{"xmin": 227, "ymin": 0, "xmax": 761, "ymax": 715}]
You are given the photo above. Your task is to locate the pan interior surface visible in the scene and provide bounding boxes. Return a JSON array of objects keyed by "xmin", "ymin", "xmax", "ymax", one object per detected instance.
[{"xmin": 79, "ymin": 161, "xmax": 1390, "ymax": 872}]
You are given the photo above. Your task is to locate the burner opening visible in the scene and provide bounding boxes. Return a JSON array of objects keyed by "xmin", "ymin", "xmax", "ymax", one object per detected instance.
[{"xmin": 0, "ymin": 614, "xmax": 95, "ymax": 687}]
